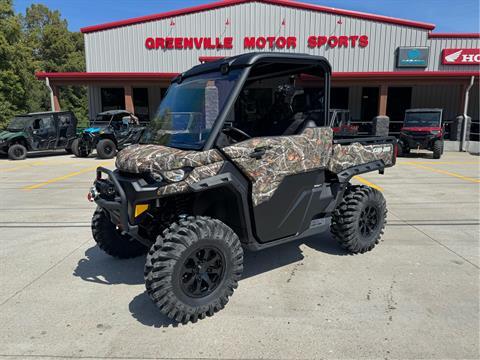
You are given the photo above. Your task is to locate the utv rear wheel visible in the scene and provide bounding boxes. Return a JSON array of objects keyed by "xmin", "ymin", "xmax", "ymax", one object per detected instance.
[
  {"xmin": 432, "ymin": 140, "xmax": 443, "ymax": 159},
  {"xmin": 144, "ymin": 216, "xmax": 243, "ymax": 324},
  {"xmin": 91, "ymin": 207, "xmax": 148, "ymax": 259},
  {"xmin": 331, "ymin": 185, "xmax": 387, "ymax": 254},
  {"xmin": 8, "ymin": 144, "xmax": 27, "ymax": 160},
  {"xmin": 97, "ymin": 139, "xmax": 117, "ymax": 159}
]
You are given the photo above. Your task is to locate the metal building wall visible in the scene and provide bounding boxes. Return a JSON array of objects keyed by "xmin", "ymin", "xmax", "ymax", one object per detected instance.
[
  {"xmin": 84, "ymin": 1, "xmax": 479, "ymax": 74},
  {"xmin": 411, "ymin": 85, "xmax": 462, "ymax": 120}
]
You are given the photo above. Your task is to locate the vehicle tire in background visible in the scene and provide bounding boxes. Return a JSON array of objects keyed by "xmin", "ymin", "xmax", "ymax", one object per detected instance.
[
  {"xmin": 432, "ymin": 140, "xmax": 443, "ymax": 159},
  {"xmin": 72, "ymin": 138, "xmax": 91, "ymax": 158},
  {"xmin": 8, "ymin": 144, "xmax": 27, "ymax": 160},
  {"xmin": 91, "ymin": 207, "xmax": 148, "ymax": 259},
  {"xmin": 144, "ymin": 216, "xmax": 244, "ymax": 324},
  {"xmin": 97, "ymin": 139, "xmax": 117, "ymax": 159},
  {"xmin": 331, "ymin": 185, "xmax": 387, "ymax": 254}
]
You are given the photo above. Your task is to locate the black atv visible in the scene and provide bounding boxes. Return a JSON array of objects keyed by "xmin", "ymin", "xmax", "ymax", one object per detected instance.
[
  {"xmin": 72, "ymin": 110, "xmax": 144, "ymax": 159},
  {"xmin": 0, "ymin": 111, "xmax": 78, "ymax": 160},
  {"xmin": 88, "ymin": 53, "xmax": 397, "ymax": 324},
  {"xmin": 398, "ymin": 108, "xmax": 444, "ymax": 159}
]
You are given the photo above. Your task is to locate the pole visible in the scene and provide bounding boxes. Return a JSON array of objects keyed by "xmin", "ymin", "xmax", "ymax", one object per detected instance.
[
  {"xmin": 461, "ymin": 76, "xmax": 475, "ymax": 152},
  {"xmin": 45, "ymin": 77, "xmax": 55, "ymax": 111}
]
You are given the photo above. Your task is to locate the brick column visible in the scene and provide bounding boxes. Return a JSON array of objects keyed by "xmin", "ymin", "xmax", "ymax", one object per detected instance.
[
  {"xmin": 124, "ymin": 85, "xmax": 135, "ymax": 113},
  {"xmin": 378, "ymin": 84, "xmax": 388, "ymax": 116}
]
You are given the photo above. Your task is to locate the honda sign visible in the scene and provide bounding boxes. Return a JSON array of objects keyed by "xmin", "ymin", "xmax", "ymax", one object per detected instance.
[{"xmin": 442, "ymin": 49, "xmax": 480, "ymax": 65}]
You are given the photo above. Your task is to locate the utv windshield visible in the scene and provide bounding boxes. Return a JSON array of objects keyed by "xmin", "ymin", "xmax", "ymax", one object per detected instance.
[
  {"xmin": 7, "ymin": 116, "xmax": 32, "ymax": 131},
  {"xmin": 404, "ymin": 111, "xmax": 442, "ymax": 127},
  {"xmin": 140, "ymin": 70, "xmax": 241, "ymax": 150}
]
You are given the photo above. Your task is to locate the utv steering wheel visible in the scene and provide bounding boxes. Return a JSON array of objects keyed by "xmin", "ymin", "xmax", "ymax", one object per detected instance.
[{"xmin": 222, "ymin": 127, "xmax": 252, "ymax": 142}]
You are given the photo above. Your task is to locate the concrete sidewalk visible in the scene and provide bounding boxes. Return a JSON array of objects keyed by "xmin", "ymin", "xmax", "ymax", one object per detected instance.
[{"xmin": 0, "ymin": 151, "xmax": 478, "ymax": 359}]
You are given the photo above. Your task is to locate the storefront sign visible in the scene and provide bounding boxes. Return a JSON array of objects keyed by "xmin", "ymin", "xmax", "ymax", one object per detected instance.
[
  {"xmin": 442, "ymin": 49, "xmax": 480, "ymax": 65},
  {"xmin": 145, "ymin": 35, "xmax": 369, "ymax": 50},
  {"xmin": 397, "ymin": 47, "xmax": 429, "ymax": 67}
]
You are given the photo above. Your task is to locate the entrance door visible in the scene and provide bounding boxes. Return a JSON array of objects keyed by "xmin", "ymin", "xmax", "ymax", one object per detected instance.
[
  {"xmin": 133, "ymin": 88, "xmax": 150, "ymax": 122},
  {"xmin": 387, "ymin": 87, "xmax": 412, "ymax": 134},
  {"xmin": 360, "ymin": 87, "xmax": 379, "ymax": 134}
]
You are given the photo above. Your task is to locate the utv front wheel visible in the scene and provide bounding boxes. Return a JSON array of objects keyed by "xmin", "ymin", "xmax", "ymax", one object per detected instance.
[
  {"xmin": 97, "ymin": 139, "xmax": 117, "ymax": 159},
  {"xmin": 8, "ymin": 144, "xmax": 27, "ymax": 160},
  {"xmin": 72, "ymin": 138, "xmax": 91, "ymax": 158},
  {"xmin": 144, "ymin": 216, "xmax": 243, "ymax": 324},
  {"xmin": 432, "ymin": 140, "xmax": 443, "ymax": 159},
  {"xmin": 331, "ymin": 185, "xmax": 386, "ymax": 254},
  {"xmin": 91, "ymin": 207, "xmax": 148, "ymax": 259}
]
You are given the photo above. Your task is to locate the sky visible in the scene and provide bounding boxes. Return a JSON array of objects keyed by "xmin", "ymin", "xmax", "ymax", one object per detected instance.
[{"xmin": 13, "ymin": 0, "xmax": 480, "ymax": 33}]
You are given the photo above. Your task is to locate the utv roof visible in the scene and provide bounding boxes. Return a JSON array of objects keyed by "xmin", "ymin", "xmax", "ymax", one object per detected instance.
[
  {"xmin": 97, "ymin": 110, "xmax": 131, "ymax": 116},
  {"xmin": 173, "ymin": 52, "xmax": 332, "ymax": 83},
  {"xmin": 19, "ymin": 110, "xmax": 73, "ymax": 116},
  {"xmin": 406, "ymin": 108, "xmax": 443, "ymax": 112}
]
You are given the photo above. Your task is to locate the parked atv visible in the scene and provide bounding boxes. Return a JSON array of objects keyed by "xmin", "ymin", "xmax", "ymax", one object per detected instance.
[
  {"xmin": 88, "ymin": 53, "xmax": 397, "ymax": 324},
  {"xmin": 398, "ymin": 108, "xmax": 444, "ymax": 159},
  {"xmin": 0, "ymin": 111, "xmax": 78, "ymax": 160},
  {"xmin": 72, "ymin": 110, "xmax": 144, "ymax": 159},
  {"xmin": 329, "ymin": 109, "xmax": 359, "ymax": 136}
]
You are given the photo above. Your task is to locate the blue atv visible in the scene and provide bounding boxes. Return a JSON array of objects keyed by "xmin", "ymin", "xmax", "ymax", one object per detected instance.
[{"xmin": 72, "ymin": 110, "xmax": 145, "ymax": 159}]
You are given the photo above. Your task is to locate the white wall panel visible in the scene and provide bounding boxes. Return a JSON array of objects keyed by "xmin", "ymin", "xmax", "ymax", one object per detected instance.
[{"xmin": 84, "ymin": 2, "xmax": 480, "ymax": 74}]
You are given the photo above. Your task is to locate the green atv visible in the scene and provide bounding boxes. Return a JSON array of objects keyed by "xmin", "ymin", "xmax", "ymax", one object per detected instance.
[
  {"xmin": 88, "ymin": 53, "xmax": 397, "ymax": 324},
  {"xmin": 0, "ymin": 111, "xmax": 78, "ymax": 160}
]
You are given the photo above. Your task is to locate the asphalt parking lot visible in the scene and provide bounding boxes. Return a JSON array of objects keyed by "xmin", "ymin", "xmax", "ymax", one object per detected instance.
[{"xmin": 0, "ymin": 151, "xmax": 479, "ymax": 360}]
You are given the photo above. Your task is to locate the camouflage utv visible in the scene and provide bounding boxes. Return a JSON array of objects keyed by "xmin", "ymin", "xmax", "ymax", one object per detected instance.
[{"xmin": 88, "ymin": 53, "xmax": 397, "ymax": 324}]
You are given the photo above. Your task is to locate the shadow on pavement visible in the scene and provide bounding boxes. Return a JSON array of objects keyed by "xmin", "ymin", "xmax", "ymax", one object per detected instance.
[{"xmin": 73, "ymin": 232, "xmax": 347, "ymax": 327}]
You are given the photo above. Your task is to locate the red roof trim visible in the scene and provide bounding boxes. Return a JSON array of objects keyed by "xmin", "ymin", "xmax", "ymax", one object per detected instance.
[
  {"xmin": 428, "ymin": 32, "xmax": 480, "ymax": 39},
  {"xmin": 80, "ymin": 0, "xmax": 435, "ymax": 34},
  {"xmin": 36, "ymin": 71, "xmax": 479, "ymax": 82}
]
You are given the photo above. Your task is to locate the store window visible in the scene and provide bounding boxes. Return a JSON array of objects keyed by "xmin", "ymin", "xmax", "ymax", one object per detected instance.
[
  {"xmin": 133, "ymin": 88, "xmax": 149, "ymax": 122},
  {"xmin": 101, "ymin": 88, "xmax": 125, "ymax": 111},
  {"xmin": 331, "ymin": 87, "xmax": 349, "ymax": 109}
]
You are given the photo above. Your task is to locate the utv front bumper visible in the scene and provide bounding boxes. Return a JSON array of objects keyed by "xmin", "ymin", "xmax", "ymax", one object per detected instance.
[
  {"xmin": 400, "ymin": 133, "xmax": 439, "ymax": 150},
  {"xmin": 91, "ymin": 167, "xmax": 158, "ymax": 246}
]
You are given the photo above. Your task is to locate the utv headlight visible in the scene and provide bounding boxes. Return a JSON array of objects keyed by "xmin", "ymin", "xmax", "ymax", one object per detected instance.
[{"xmin": 161, "ymin": 168, "xmax": 191, "ymax": 182}]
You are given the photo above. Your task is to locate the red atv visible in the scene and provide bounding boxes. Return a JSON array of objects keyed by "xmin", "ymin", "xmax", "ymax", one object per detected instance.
[{"xmin": 398, "ymin": 108, "xmax": 444, "ymax": 159}]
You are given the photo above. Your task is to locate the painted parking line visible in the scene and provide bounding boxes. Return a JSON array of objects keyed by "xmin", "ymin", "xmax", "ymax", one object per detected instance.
[
  {"xmin": 402, "ymin": 161, "xmax": 479, "ymax": 166},
  {"xmin": 405, "ymin": 163, "xmax": 480, "ymax": 183},
  {"xmin": 23, "ymin": 163, "xmax": 110, "ymax": 190},
  {"xmin": 353, "ymin": 176, "xmax": 383, "ymax": 191}
]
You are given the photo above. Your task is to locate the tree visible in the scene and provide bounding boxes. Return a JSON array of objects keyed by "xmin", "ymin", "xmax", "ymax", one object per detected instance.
[{"xmin": 0, "ymin": 1, "xmax": 87, "ymax": 129}]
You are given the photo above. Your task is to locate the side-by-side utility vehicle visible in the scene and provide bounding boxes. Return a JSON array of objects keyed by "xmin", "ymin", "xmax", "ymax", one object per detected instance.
[
  {"xmin": 72, "ymin": 110, "xmax": 144, "ymax": 159},
  {"xmin": 398, "ymin": 108, "xmax": 444, "ymax": 159},
  {"xmin": 0, "ymin": 111, "xmax": 77, "ymax": 160},
  {"xmin": 88, "ymin": 53, "xmax": 397, "ymax": 324}
]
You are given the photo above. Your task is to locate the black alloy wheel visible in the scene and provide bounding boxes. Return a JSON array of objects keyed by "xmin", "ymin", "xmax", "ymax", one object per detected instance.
[
  {"xmin": 359, "ymin": 205, "xmax": 379, "ymax": 238},
  {"xmin": 180, "ymin": 247, "xmax": 225, "ymax": 298}
]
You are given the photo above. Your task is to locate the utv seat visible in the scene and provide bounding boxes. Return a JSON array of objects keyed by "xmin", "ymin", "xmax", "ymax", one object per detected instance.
[{"xmin": 282, "ymin": 115, "xmax": 317, "ymax": 136}]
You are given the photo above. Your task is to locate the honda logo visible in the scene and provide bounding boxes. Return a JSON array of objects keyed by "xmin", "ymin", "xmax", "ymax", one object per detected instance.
[{"xmin": 442, "ymin": 49, "xmax": 480, "ymax": 65}]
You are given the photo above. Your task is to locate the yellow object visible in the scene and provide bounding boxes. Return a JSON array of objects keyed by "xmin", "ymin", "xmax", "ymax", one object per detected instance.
[
  {"xmin": 134, "ymin": 204, "xmax": 149, "ymax": 217},
  {"xmin": 353, "ymin": 176, "xmax": 383, "ymax": 192}
]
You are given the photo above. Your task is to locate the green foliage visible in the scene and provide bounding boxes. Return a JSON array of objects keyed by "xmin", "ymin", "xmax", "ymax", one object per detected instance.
[{"xmin": 0, "ymin": 1, "xmax": 87, "ymax": 129}]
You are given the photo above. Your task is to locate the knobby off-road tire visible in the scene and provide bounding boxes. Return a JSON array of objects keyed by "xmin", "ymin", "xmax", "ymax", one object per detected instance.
[
  {"xmin": 144, "ymin": 216, "xmax": 243, "ymax": 324},
  {"xmin": 331, "ymin": 185, "xmax": 387, "ymax": 254},
  {"xmin": 8, "ymin": 144, "xmax": 27, "ymax": 160},
  {"xmin": 432, "ymin": 140, "xmax": 443, "ymax": 159},
  {"xmin": 72, "ymin": 138, "xmax": 91, "ymax": 158},
  {"xmin": 96, "ymin": 139, "xmax": 117, "ymax": 159},
  {"xmin": 91, "ymin": 207, "xmax": 148, "ymax": 259}
]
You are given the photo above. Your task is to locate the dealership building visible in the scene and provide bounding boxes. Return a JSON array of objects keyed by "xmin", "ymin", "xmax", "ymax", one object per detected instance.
[{"xmin": 36, "ymin": 0, "xmax": 479, "ymax": 137}]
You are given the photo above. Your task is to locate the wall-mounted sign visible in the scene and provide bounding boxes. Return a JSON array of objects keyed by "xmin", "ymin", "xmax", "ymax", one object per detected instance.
[
  {"xmin": 442, "ymin": 49, "xmax": 480, "ymax": 65},
  {"xmin": 397, "ymin": 47, "xmax": 429, "ymax": 67},
  {"xmin": 144, "ymin": 35, "xmax": 369, "ymax": 50}
]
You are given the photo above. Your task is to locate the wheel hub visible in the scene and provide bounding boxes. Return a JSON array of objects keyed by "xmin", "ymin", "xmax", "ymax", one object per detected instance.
[
  {"xmin": 180, "ymin": 247, "xmax": 225, "ymax": 298},
  {"xmin": 359, "ymin": 205, "xmax": 379, "ymax": 238}
]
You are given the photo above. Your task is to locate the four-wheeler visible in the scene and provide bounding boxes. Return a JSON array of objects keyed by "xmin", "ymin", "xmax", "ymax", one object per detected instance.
[
  {"xmin": 88, "ymin": 53, "xmax": 397, "ymax": 324},
  {"xmin": 0, "ymin": 111, "xmax": 78, "ymax": 160},
  {"xmin": 72, "ymin": 110, "xmax": 145, "ymax": 159},
  {"xmin": 329, "ymin": 109, "xmax": 359, "ymax": 136},
  {"xmin": 398, "ymin": 108, "xmax": 444, "ymax": 159}
]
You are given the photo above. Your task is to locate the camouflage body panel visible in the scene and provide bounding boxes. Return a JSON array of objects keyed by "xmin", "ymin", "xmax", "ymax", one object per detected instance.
[
  {"xmin": 115, "ymin": 144, "xmax": 223, "ymax": 175},
  {"xmin": 157, "ymin": 161, "xmax": 224, "ymax": 197},
  {"xmin": 223, "ymin": 127, "xmax": 333, "ymax": 206},
  {"xmin": 327, "ymin": 142, "xmax": 395, "ymax": 173}
]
